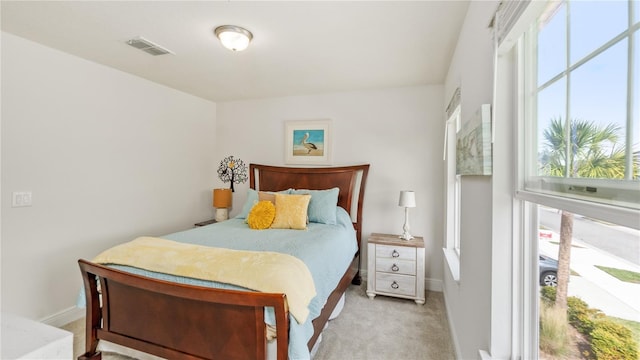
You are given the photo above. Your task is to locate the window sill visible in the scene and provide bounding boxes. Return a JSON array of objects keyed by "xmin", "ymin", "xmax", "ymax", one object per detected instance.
[{"xmin": 443, "ymin": 248, "xmax": 460, "ymax": 283}]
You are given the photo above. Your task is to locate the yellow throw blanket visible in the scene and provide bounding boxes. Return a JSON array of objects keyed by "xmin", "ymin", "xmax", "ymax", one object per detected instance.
[{"xmin": 92, "ymin": 236, "xmax": 316, "ymax": 324}]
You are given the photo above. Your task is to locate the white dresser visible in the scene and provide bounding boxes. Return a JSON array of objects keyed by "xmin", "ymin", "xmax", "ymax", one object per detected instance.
[
  {"xmin": 1, "ymin": 313, "xmax": 73, "ymax": 359},
  {"xmin": 366, "ymin": 233, "xmax": 425, "ymax": 304}
]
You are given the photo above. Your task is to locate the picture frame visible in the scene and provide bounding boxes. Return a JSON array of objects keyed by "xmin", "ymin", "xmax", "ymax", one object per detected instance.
[
  {"xmin": 285, "ymin": 119, "xmax": 332, "ymax": 165},
  {"xmin": 456, "ymin": 104, "xmax": 492, "ymax": 175}
]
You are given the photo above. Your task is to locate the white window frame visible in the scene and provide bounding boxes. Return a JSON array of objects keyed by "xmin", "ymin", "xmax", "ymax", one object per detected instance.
[
  {"xmin": 444, "ymin": 103, "xmax": 462, "ymax": 282},
  {"xmin": 518, "ymin": 0, "xmax": 640, "ymax": 230},
  {"xmin": 500, "ymin": 1, "xmax": 640, "ymax": 359},
  {"xmin": 493, "ymin": 1, "xmax": 557, "ymax": 359},
  {"xmin": 454, "ymin": 173, "xmax": 461, "ymax": 256}
]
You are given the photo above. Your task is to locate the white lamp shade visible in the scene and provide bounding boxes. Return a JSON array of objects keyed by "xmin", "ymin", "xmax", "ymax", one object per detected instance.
[
  {"xmin": 215, "ymin": 25, "xmax": 253, "ymax": 51},
  {"xmin": 398, "ymin": 190, "xmax": 416, "ymax": 208}
]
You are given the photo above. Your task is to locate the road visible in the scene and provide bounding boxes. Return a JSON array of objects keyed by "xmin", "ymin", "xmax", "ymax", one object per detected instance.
[{"xmin": 539, "ymin": 207, "xmax": 640, "ymax": 266}]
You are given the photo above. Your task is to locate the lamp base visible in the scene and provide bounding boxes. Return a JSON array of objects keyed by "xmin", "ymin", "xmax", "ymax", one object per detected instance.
[
  {"xmin": 399, "ymin": 232, "xmax": 414, "ymax": 241},
  {"xmin": 215, "ymin": 208, "xmax": 229, "ymax": 222},
  {"xmin": 399, "ymin": 207, "xmax": 413, "ymax": 240}
]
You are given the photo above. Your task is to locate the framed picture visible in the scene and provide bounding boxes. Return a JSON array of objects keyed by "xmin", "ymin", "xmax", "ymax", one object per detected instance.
[
  {"xmin": 456, "ymin": 104, "xmax": 492, "ymax": 175},
  {"xmin": 285, "ymin": 119, "xmax": 332, "ymax": 165}
]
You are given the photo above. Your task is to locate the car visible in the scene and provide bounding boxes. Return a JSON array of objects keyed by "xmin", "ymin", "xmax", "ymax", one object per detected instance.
[{"xmin": 539, "ymin": 254, "xmax": 559, "ymax": 287}]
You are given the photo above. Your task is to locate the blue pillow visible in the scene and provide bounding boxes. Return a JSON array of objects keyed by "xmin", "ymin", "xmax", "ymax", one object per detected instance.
[
  {"xmin": 235, "ymin": 189, "xmax": 259, "ymax": 219},
  {"xmin": 236, "ymin": 188, "xmax": 291, "ymax": 219},
  {"xmin": 291, "ymin": 188, "xmax": 340, "ymax": 225}
]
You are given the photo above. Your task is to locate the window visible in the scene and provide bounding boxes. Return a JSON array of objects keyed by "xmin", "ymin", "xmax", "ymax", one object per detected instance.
[
  {"xmin": 493, "ymin": 1, "xmax": 640, "ymax": 358},
  {"xmin": 519, "ymin": 0, "xmax": 640, "ymax": 229},
  {"xmin": 536, "ymin": 204, "xmax": 640, "ymax": 358},
  {"xmin": 453, "ymin": 174, "xmax": 461, "ymax": 255},
  {"xmin": 444, "ymin": 90, "xmax": 461, "ymax": 280},
  {"xmin": 507, "ymin": 0, "xmax": 640, "ymax": 358}
]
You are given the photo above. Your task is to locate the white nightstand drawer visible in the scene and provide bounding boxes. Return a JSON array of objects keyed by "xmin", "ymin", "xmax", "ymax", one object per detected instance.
[
  {"xmin": 375, "ymin": 244, "xmax": 416, "ymax": 261},
  {"xmin": 375, "ymin": 273, "xmax": 416, "ymax": 297},
  {"xmin": 375, "ymin": 258, "xmax": 416, "ymax": 276}
]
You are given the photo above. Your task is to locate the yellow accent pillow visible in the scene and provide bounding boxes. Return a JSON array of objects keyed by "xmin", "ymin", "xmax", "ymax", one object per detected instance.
[
  {"xmin": 247, "ymin": 201, "xmax": 276, "ymax": 230},
  {"xmin": 270, "ymin": 194, "xmax": 311, "ymax": 230}
]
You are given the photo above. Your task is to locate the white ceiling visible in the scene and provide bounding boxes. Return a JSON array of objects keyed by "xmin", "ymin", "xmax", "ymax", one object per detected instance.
[{"xmin": 1, "ymin": 1, "xmax": 470, "ymax": 102}]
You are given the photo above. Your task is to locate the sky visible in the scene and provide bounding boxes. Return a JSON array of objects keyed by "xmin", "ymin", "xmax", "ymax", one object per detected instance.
[{"xmin": 536, "ymin": 0, "xmax": 639, "ymax": 160}]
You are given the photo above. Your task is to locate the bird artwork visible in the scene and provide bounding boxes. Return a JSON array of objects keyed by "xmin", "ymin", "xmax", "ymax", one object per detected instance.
[{"xmin": 301, "ymin": 132, "xmax": 317, "ymax": 154}]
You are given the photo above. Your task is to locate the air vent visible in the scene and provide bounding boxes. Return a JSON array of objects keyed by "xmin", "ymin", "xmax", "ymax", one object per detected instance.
[{"xmin": 126, "ymin": 37, "xmax": 174, "ymax": 56}]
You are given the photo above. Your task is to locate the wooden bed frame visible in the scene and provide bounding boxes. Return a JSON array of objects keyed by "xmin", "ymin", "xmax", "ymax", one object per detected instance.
[{"xmin": 78, "ymin": 163, "xmax": 370, "ymax": 360}]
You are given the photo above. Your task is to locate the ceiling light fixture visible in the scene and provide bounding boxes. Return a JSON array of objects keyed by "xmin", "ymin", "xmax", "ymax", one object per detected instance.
[{"xmin": 214, "ymin": 25, "xmax": 253, "ymax": 52}]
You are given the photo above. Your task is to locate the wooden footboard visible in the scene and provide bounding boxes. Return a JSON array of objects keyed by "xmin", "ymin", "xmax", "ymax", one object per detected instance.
[{"xmin": 78, "ymin": 259, "xmax": 290, "ymax": 360}]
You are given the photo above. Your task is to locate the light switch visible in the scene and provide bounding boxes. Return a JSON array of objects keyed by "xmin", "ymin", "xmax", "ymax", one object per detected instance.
[{"xmin": 12, "ymin": 191, "xmax": 32, "ymax": 207}]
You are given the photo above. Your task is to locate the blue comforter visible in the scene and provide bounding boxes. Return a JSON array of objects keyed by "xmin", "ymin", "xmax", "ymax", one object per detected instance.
[{"xmin": 81, "ymin": 206, "xmax": 358, "ymax": 360}]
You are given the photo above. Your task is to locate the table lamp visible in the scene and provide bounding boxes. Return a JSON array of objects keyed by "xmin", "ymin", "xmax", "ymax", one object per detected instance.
[
  {"xmin": 398, "ymin": 190, "xmax": 416, "ymax": 240},
  {"xmin": 213, "ymin": 188, "xmax": 232, "ymax": 222}
]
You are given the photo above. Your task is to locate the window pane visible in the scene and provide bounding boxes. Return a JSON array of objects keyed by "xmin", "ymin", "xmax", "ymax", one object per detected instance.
[
  {"xmin": 454, "ymin": 175, "xmax": 461, "ymax": 254},
  {"xmin": 538, "ymin": 204, "xmax": 640, "ymax": 358},
  {"xmin": 525, "ymin": 0, "xmax": 640, "ymax": 218},
  {"xmin": 634, "ymin": 30, "xmax": 639, "ymax": 178},
  {"xmin": 634, "ymin": 0, "xmax": 640, "ymax": 25},
  {"xmin": 537, "ymin": 78, "xmax": 567, "ymax": 176},
  {"xmin": 570, "ymin": 40, "xmax": 628, "ymax": 179},
  {"xmin": 538, "ymin": 3, "xmax": 566, "ymax": 86},
  {"xmin": 570, "ymin": 1, "xmax": 628, "ymax": 65}
]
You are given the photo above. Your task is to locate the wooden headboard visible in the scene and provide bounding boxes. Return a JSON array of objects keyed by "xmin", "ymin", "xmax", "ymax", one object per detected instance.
[{"xmin": 249, "ymin": 164, "xmax": 370, "ymax": 252}]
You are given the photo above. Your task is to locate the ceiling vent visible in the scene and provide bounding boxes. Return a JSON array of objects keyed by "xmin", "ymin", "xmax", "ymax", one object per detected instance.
[{"xmin": 126, "ymin": 37, "xmax": 174, "ymax": 56}]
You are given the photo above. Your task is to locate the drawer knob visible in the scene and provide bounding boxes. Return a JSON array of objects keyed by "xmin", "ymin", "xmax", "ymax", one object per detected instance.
[
  {"xmin": 392, "ymin": 250, "xmax": 400, "ymax": 258},
  {"xmin": 391, "ymin": 264, "xmax": 399, "ymax": 272},
  {"xmin": 391, "ymin": 281, "xmax": 399, "ymax": 289}
]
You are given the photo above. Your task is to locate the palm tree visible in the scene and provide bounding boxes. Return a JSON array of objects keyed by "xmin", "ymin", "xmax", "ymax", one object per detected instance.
[
  {"xmin": 541, "ymin": 118, "xmax": 627, "ymax": 179},
  {"xmin": 540, "ymin": 117, "xmax": 634, "ymax": 309}
]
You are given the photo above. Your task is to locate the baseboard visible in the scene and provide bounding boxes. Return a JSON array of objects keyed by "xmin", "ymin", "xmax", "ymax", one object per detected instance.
[
  {"xmin": 425, "ymin": 278, "xmax": 443, "ymax": 292},
  {"xmin": 478, "ymin": 350, "xmax": 492, "ymax": 359},
  {"xmin": 40, "ymin": 306, "xmax": 84, "ymax": 327},
  {"xmin": 442, "ymin": 288, "xmax": 462, "ymax": 359}
]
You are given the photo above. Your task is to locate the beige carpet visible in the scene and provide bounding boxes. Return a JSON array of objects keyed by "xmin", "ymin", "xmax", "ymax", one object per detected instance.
[{"xmin": 62, "ymin": 283, "xmax": 455, "ymax": 360}]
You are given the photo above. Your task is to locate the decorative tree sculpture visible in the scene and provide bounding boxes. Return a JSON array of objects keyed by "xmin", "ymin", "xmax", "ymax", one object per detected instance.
[{"xmin": 217, "ymin": 156, "xmax": 247, "ymax": 192}]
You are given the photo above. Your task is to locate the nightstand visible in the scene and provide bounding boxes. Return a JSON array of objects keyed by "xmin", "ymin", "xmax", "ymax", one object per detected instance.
[
  {"xmin": 194, "ymin": 219, "xmax": 217, "ymax": 227},
  {"xmin": 366, "ymin": 233, "xmax": 425, "ymax": 304}
]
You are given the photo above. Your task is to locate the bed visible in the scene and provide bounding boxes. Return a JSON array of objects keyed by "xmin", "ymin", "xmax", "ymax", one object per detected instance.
[{"xmin": 78, "ymin": 163, "xmax": 370, "ymax": 360}]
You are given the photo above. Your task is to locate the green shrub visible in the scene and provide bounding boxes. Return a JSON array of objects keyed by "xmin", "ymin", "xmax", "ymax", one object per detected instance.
[
  {"xmin": 541, "ymin": 286, "xmax": 556, "ymax": 305},
  {"xmin": 590, "ymin": 319, "xmax": 638, "ymax": 360},
  {"xmin": 567, "ymin": 296, "xmax": 603, "ymax": 335},
  {"xmin": 540, "ymin": 289, "xmax": 639, "ymax": 359}
]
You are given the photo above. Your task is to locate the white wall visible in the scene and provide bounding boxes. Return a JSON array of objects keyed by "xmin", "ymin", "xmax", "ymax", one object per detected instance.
[
  {"xmin": 442, "ymin": 1, "xmax": 501, "ymax": 359},
  {"xmin": 1, "ymin": 32, "xmax": 218, "ymax": 321},
  {"xmin": 215, "ymin": 86, "xmax": 445, "ymax": 289},
  {"xmin": 0, "ymin": 33, "xmax": 447, "ymax": 322}
]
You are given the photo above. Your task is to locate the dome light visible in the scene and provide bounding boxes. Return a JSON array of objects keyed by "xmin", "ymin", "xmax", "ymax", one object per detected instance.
[{"xmin": 214, "ymin": 25, "xmax": 253, "ymax": 52}]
